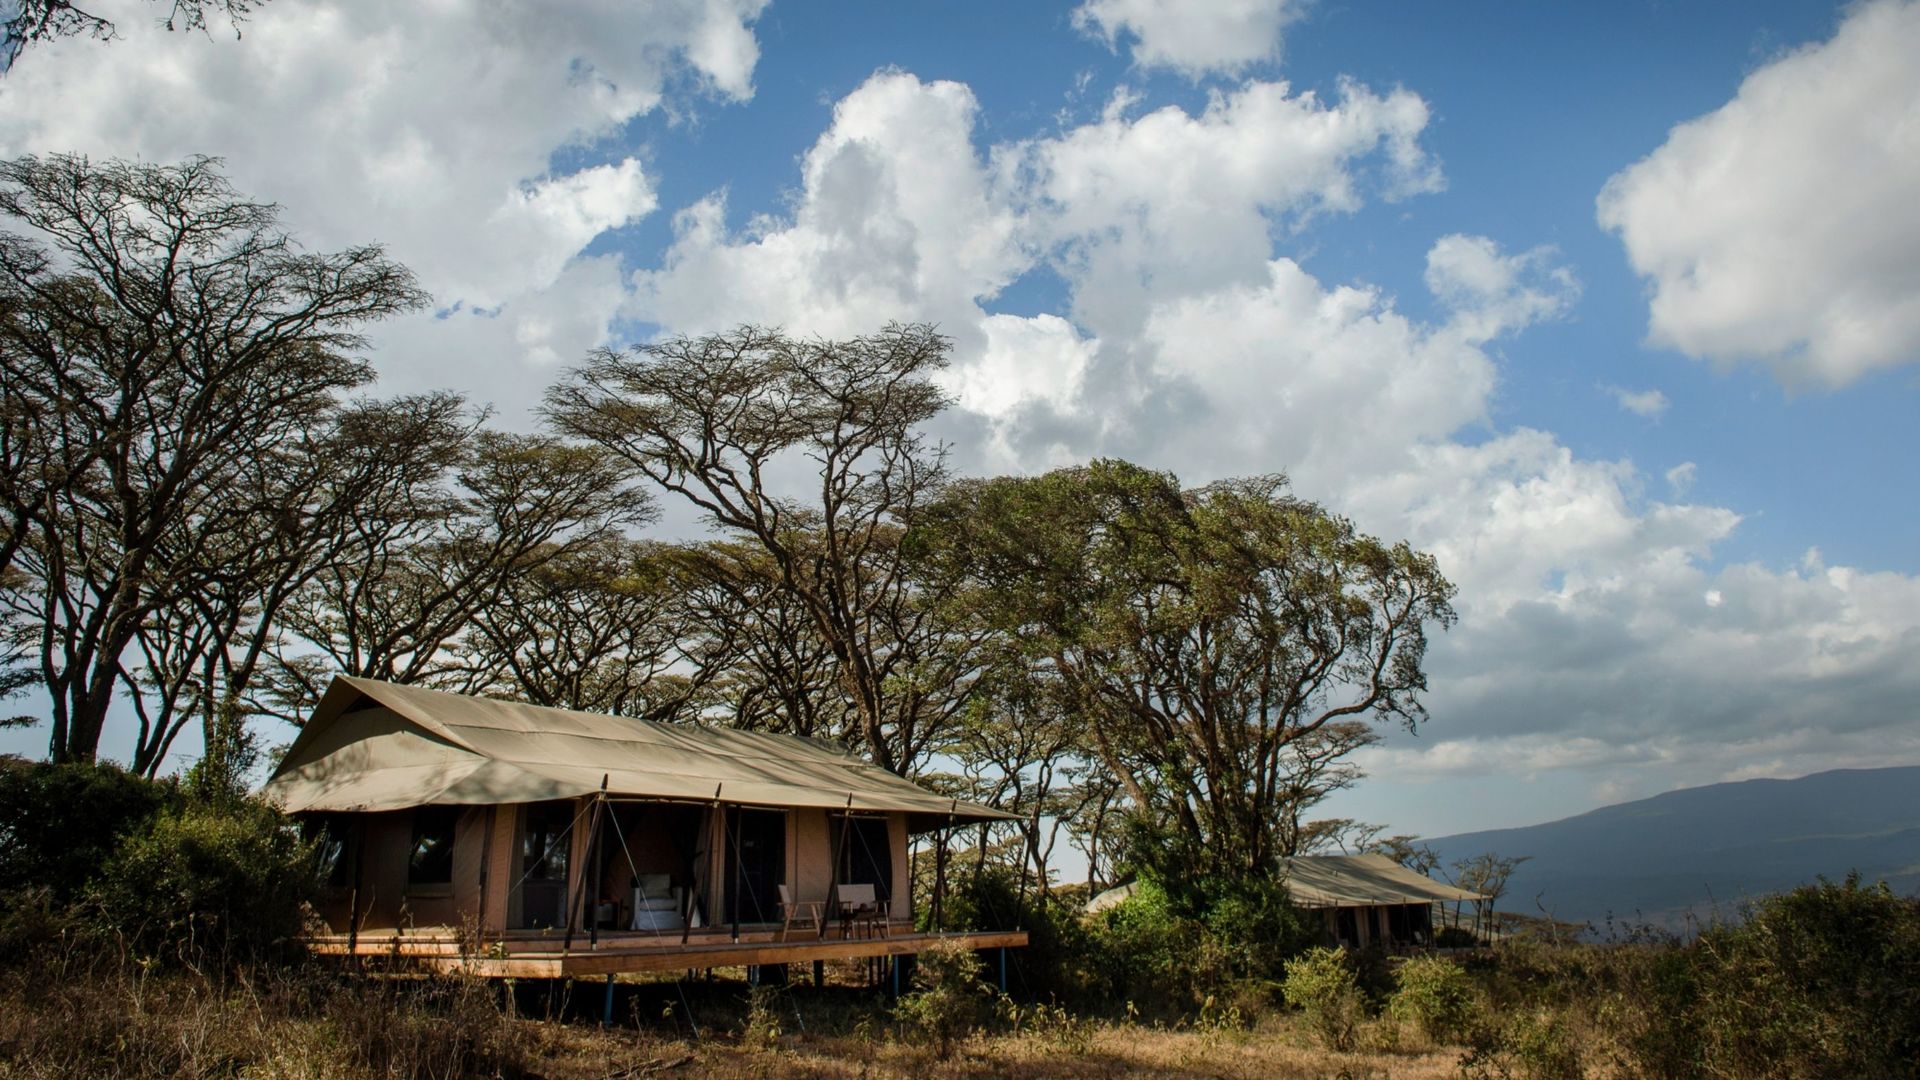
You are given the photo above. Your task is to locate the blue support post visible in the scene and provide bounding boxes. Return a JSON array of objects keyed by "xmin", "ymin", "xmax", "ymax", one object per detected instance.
[
  {"xmin": 890, "ymin": 955, "xmax": 900, "ymax": 999},
  {"xmin": 998, "ymin": 947, "xmax": 1007, "ymax": 993},
  {"xmin": 602, "ymin": 974, "xmax": 615, "ymax": 1027}
]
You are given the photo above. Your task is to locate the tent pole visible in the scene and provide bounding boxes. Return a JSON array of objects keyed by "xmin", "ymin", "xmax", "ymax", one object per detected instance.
[
  {"xmin": 589, "ymin": 779, "xmax": 610, "ymax": 948},
  {"xmin": 564, "ymin": 787, "xmax": 607, "ymax": 953},
  {"xmin": 347, "ymin": 818, "xmax": 365, "ymax": 965},
  {"xmin": 728, "ymin": 804, "xmax": 741, "ymax": 942},
  {"xmin": 934, "ymin": 798, "xmax": 955, "ymax": 933}
]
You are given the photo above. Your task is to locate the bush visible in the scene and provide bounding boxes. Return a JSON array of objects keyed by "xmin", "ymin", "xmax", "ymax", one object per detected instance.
[
  {"xmin": 1624, "ymin": 873, "xmax": 1920, "ymax": 1077},
  {"xmin": 1201, "ymin": 874, "xmax": 1318, "ymax": 983},
  {"xmin": 0, "ymin": 759, "xmax": 180, "ymax": 903},
  {"xmin": 88, "ymin": 798, "xmax": 319, "ymax": 967},
  {"xmin": 1281, "ymin": 946, "xmax": 1364, "ymax": 1052},
  {"xmin": 933, "ymin": 863, "xmax": 1092, "ymax": 1004},
  {"xmin": 1389, "ymin": 954, "xmax": 1476, "ymax": 1044},
  {"xmin": 896, "ymin": 937, "xmax": 993, "ymax": 1058},
  {"xmin": 1083, "ymin": 879, "xmax": 1208, "ymax": 1013}
]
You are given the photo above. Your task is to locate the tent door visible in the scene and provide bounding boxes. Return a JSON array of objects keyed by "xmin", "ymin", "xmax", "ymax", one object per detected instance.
[
  {"xmin": 513, "ymin": 801, "xmax": 574, "ymax": 930},
  {"xmin": 725, "ymin": 807, "xmax": 785, "ymax": 925}
]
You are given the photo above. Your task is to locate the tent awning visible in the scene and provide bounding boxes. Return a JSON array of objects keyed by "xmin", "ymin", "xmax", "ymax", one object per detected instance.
[
  {"xmin": 262, "ymin": 676, "xmax": 1014, "ymax": 826},
  {"xmin": 1281, "ymin": 854, "xmax": 1487, "ymax": 907}
]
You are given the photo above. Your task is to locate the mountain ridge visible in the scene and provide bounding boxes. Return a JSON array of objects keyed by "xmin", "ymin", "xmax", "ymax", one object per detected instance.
[{"xmin": 1421, "ymin": 765, "xmax": 1920, "ymax": 929}]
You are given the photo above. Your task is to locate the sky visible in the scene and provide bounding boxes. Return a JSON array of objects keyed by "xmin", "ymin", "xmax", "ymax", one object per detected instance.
[{"xmin": 2, "ymin": 0, "xmax": 1917, "ymax": 839}]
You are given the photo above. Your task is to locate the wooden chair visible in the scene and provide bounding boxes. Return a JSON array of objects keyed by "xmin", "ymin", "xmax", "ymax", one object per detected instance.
[
  {"xmin": 835, "ymin": 882, "xmax": 889, "ymax": 939},
  {"xmin": 777, "ymin": 884, "xmax": 825, "ymax": 940}
]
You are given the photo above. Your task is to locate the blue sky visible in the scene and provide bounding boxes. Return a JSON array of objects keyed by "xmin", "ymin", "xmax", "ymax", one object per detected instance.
[{"xmin": 3, "ymin": 0, "xmax": 1917, "ymax": 840}]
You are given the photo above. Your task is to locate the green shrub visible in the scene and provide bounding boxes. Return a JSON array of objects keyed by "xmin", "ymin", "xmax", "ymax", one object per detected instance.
[
  {"xmin": 896, "ymin": 937, "xmax": 993, "ymax": 1058},
  {"xmin": 1624, "ymin": 873, "xmax": 1920, "ymax": 1077},
  {"xmin": 741, "ymin": 983, "xmax": 784, "ymax": 1051},
  {"xmin": 1201, "ymin": 874, "xmax": 1317, "ymax": 983},
  {"xmin": 88, "ymin": 798, "xmax": 319, "ymax": 967},
  {"xmin": 933, "ymin": 864, "xmax": 1092, "ymax": 1004},
  {"xmin": 1508, "ymin": 1009, "xmax": 1582, "ymax": 1080},
  {"xmin": 1281, "ymin": 946, "xmax": 1363, "ymax": 1052},
  {"xmin": 1083, "ymin": 879, "xmax": 1208, "ymax": 1012},
  {"xmin": 1389, "ymin": 954, "xmax": 1477, "ymax": 1044},
  {"xmin": 0, "ymin": 759, "xmax": 180, "ymax": 903},
  {"xmin": 1456, "ymin": 1009, "xmax": 1582, "ymax": 1080}
]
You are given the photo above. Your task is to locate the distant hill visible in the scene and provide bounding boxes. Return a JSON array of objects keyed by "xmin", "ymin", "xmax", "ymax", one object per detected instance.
[{"xmin": 1423, "ymin": 766, "xmax": 1920, "ymax": 931}]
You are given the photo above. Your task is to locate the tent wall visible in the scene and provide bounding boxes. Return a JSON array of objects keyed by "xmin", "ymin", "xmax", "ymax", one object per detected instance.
[
  {"xmin": 448, "ymin": 807, "xmax": 489, "ymax": 926},
  {"xmin": 309, "ymin": 809, "xmax": 414, "ymax": 933},
  {"xmin": 792, "ymin": 810, "xmax": 908, "ymax": 919},
  {"xmin": 363, "ymin": 811, "xmax": 413, "ymax": 930},
  {"xmin": 890, "ymin": 815, "xmax": 908, "ymax": 919},
  {"xmin": 793, "ymin": 808, "xmax": 832, "ymax": 906},
  {"xmin": 301, "ymin": 800, "xmax": 915, "ymax": 936},
  {"xmin": 481, "ymin": 805, "xmax": 515, "ymax": 935}
]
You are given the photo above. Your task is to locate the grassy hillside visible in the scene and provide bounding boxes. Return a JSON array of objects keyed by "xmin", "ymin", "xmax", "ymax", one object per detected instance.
[{"xmin": 1425, "ymin": 766, "xmax": 1920, "ymax": 928}]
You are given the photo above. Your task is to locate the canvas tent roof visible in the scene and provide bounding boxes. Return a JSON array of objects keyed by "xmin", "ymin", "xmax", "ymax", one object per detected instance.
[
  {"xmin": 262, "ymin": 676, "xmax": 1013, "ymax": 828},
  {"xmin": 1280, "ymin": 854, "xmax": 1486, "ymax": 907}
]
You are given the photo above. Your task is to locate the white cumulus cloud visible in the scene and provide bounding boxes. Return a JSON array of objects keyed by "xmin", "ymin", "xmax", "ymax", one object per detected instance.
[
  {"xmin": 1605, "ymin": 385, "xmax": 1671, "ymax": 419},
  {"xmin": 1597, "ymin": 0, "xmax": 1920, "ymax": 387},
  {"xmin": 1071, "ymin": 0, "xmax": 1306, "ymax": 78},
  {"xmin": 0, "ymin": 0, "xmax": 766, "ymax": 421}
]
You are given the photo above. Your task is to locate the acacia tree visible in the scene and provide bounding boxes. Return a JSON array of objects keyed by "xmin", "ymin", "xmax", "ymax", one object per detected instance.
[
  {"xmin": 1273, "ymin": 720, "xmax": 1383, "ymax": 857},
  {"xmin": 260, "ymin": 429, "xmax": 647, "ymax": 717},
  {"xmin": 3, "ymin": 0, "xmax": 264, "ymax": 69},
  {"xmin": 672, "ymin": 540, "xmax": 850, "ymax": 738},
  {"xmin": 120, "ymin": 393, "xmax": 473, "ymax": 777},
  {"xmin": 1453, "ymin": 852, "xmax": 1531, "ymax": 935},
  {"xmin": 0, "ymin": 153, "xmax": 425, "ymax": 764},
  {"xmin": 920, "ymin": 459, "xmax": 1456, "ymax": 883},
  {"xmin": 545, "ymin": 324, "xmax": 970, "ymax": 775},
  {"xmin": 456, "ymin": 536, "xmax": 707, "ymax": 719}
]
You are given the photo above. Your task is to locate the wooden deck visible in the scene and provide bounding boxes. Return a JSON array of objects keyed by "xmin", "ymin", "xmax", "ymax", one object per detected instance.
[{"xmin": 306, "ymin": 925, "xmax": 1029, "ymax": 979}]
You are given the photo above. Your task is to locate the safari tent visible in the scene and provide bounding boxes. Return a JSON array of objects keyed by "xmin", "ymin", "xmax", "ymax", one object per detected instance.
[
  {"xmin": 263, "ymin": 676, "xmax": 1024, "ymax": 977},
  {"xmin": 1280, "ymin": 854, "xmax": 1486, "ymax": 948}
]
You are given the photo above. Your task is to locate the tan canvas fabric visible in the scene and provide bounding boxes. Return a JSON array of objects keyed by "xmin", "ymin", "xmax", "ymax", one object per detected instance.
[
  {"xmin": 1082, "ymin": 854, "xmax": 1485, "ymax": 915},
  {"xmin": 1280, "ymin": 854, "xmax": 1486, "ymax": 907},
  {"xmin": 263, "ymin": 676, "xmax": 1014, "ymax": 826}
]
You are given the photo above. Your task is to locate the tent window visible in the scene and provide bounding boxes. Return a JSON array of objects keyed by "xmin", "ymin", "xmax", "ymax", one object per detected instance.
[
  {"xmin": 521, "ymin": 801, "xmax": 572, "ymax": 882},
  {"xmin": 408, "ymin": 806, "xmax": 458, "ymax": 888},
  {"xmin": 302, "ymin": 814, "xmax": 353, "ymax": 888}
]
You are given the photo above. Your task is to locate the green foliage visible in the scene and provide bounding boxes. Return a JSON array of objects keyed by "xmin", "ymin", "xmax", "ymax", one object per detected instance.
[
  {"xmin": 896, "ymin": 937, "xmax": 993, "ymax": 1058},
  {"xmin": 741, "ymin": 983, "xmax": 784, "ymax": 1052},
  {"xmin": 1198, "ymin": 873, "xmax": 1318, "ymax": 982},
  {"xmin": 997, "ymin": 995, "xmax": 1096, "ymax": 1055},
  {"xmin": 920, "ymin": 460, "xmax": 1456, "ymax": 881},
  {"xmin": 1083, "ymin": 879, "xmax": 1206, "ymax": 1011},
  {"xmin": 88, "ymin": 798, "xmax": 319, "ymax": 967},
  {"xmin": 933, "ymin": 863, "xmax": 1093, "ymax": 1004},
  {"xmin": 1457, "ymin": 1009, "xmax": 1583, "ymax": 1080},
  {"xmin": 1624, "ymin": 873, "xmax": 1920, "ymax": 1077},
  {"xmin": 1281, "ymin": 946, "xmax": 1364, "ymax": 1052},
  {"xmin": 1388, "ymin": 954, "xmax": 1476, "ymax": 1044},
  {"xmin": 1074, "ymin": 871, "xmax": 1318, "ymax": 1017},
  {"xmin": 0, "ymin": 759, "xmax": 181, "ymax": 903}
]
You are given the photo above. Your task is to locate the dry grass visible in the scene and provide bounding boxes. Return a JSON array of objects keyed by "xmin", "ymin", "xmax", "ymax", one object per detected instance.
[{"xmin": 0, "ymin": 959, "xmax": 1478, "ymax": 1080}]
